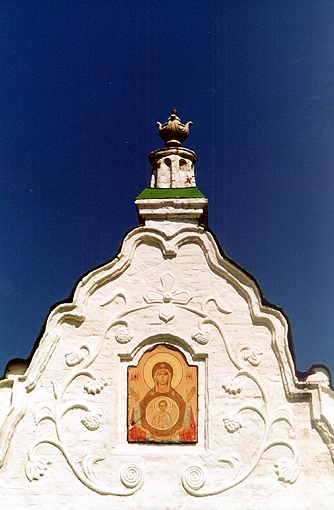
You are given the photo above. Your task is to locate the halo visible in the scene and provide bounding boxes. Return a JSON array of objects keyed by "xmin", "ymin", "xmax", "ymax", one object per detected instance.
[
  {"xmin": 153, "ymin": 397, "xmax": 172, "ymax": 414},
  {"xmin": 143, "ymin": 351, "xmax": 183, "ymax": 389}
]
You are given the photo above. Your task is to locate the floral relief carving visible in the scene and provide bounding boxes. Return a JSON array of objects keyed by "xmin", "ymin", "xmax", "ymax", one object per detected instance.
[
  {"xmin": 191, "ymin": 322, "xmax": 211, "ymax": 345},
  {"xmin": 6, "ymin": 223, "xmax": 331, "ymax": 507},
  {"xmin": 83, "ymin": 377, "xmax": 107, "ymax": 395},
  {"xmin": 274, "ymin": 458, "xmax": 299, "ymax": 484},
  {"xmin": 182, "ymin": 369, "xmax": 299, "ymax": 496},
  {"xmin": 34, "ymin": 406, "xmax": 55, "ymax": 426},
  {"xmin": 223, "ymin": 418, "xmax": 242, "ymax": 433},
  {"xmin": 240, "ymin": 345, "xmax": 263, "ymax": 367},
  {"xmin": 144, "ymin": 272, "xmax": 191, "ymax": 323},
  {"xmin": 25, "ymin": 289, "xmax": 152, "ymax": 496},
  {"xmin": 24, "ymin": 255, "xmax": 307, "ymax": 499},
  {"xmin": 81, "ymin": 412, "xmax": 102, "ymax": 431},
  {"xmin": 114, "ymin": 323, "xmax": 133, "ymax": 344},
  {"xmin": 25, "ymin": 453, "xmax": 51, "ymax": 482},
  {"xmin": 201, "ymin": 296, "xmax": 232, "ymax": 316},
  {"xmin": 81, "ymin": 454, "xmax": 104, "ymax": 483},
  {"xmin": 27, "ymin": 367, "xmax": 143, "ymax": 496},
  {"xmin": 98, "ymin": 277, "xmax": 230, "ymax": 354},
  {"xmin": 65, "ymin": 346, "xmax": 89, "ymax": 367},
  {"xmin": 222, "ymin": 377, "xmax": 243, "ymax": 396}
]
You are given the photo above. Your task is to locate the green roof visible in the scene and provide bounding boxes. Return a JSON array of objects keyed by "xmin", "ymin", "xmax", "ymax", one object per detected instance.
[{"xmin": 136, "ymin": 187, "xmax": 206, "ymax": 199}]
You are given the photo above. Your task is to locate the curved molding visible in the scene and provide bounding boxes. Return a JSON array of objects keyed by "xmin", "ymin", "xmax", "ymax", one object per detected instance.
[
  {"xmin": 7, "ymin": 225, "xmax": 328, "ymax": 402},
  {"xmin": 182, "ymin": 365, "xmax": 299, "ymax": 496},
  {"xmin": 1, "ymin": 223, "xmax": 333, "ymax": 478},
  {"xmin": 119, "ymin": 333, "xmax": 207, "ymax": 366},
  {"xmin": 73, "ymin": 226, "xmax": 298, "ymax": 395},
  {"xmin": 25, "ymin": 366, "xmax": 143, "ymax": 496}
]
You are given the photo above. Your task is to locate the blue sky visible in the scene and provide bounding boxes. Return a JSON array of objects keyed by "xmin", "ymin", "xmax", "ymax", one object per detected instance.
[{"xmin": 0, "ymin": 1, "xmax": 333, "ymax": 381}]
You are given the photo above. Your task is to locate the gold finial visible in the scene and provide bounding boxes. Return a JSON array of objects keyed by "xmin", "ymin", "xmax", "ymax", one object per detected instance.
[{"xmin": 156, "ymin": 109, "xmax": 193, "ymax": 147}]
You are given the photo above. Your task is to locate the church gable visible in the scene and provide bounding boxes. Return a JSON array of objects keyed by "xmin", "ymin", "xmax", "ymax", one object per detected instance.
[{"xmin": 0, "ymin": 111, "xmax": 333, "ymax": 509}]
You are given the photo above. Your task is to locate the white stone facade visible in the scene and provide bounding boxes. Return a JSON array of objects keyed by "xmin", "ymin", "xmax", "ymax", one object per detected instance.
[
  {"xmin": 0, "ymin": 113, "xmax": 333, "ymax": 508},
  {"xmin": 0, "ymin": 218, "xmax": 333, "ymax": 509}
]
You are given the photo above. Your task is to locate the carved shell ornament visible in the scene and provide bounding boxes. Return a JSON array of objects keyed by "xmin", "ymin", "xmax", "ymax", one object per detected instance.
[{"xmin": 157, "ymin": 109, "xmax": 193, "ymax": 147}]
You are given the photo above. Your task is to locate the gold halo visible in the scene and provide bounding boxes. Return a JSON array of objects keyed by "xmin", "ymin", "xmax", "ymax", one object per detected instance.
[{"xmin": 143, "ymin": 351, "xmax": 183, "ymax": 389}]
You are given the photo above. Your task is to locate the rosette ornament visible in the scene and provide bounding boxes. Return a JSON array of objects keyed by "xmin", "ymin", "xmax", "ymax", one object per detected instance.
[
  {"xmin": 144, "ymin": 272, "xmax": 191, "ymax": 323},
  {"xmin": 157, "ymin": 109, "xmax": 193, "ymax": 147}
]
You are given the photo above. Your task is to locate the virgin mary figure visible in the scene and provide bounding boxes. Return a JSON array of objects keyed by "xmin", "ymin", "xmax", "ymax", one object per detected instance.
[{"xmin": 128, "ymin": 361, "xmax": 196, "ymax": 443}]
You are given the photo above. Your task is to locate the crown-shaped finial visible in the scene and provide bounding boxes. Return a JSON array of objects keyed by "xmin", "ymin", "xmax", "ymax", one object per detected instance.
[{"xmin": 157, "ymin": 109, "xmax": 193, "ymax": 147}]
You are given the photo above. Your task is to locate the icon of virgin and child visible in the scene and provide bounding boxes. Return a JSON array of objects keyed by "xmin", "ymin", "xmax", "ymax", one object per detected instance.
[{"xmin": 128, "ymin": 344, "xmax": 197, "ymax": 443}]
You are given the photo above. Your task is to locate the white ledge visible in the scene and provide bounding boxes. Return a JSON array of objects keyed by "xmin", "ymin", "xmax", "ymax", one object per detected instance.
[{"xmin": 135, "ymin": 197, "xmax": 208, "ymax": 225}]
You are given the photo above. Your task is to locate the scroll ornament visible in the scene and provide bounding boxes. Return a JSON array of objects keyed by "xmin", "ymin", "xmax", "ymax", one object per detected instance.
[{"xmin": 182, "ymin": 368, "xmax": 299, "ymax": 496}]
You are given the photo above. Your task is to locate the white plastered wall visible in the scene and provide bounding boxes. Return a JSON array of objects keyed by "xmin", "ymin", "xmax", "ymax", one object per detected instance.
[{"xmin": 0, "ymin": 222, "xmax": 333, "ymax": 510}]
